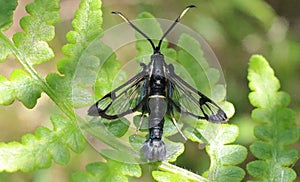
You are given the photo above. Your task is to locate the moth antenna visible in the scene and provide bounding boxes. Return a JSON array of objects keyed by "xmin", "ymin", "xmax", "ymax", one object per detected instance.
[
  {"xmin": 157, "ymin": 5, "xmax": 196, "ymax": 51},
  {"xmin": 112, "ymin": 11, "xmax": 156, "ymax": 51}
]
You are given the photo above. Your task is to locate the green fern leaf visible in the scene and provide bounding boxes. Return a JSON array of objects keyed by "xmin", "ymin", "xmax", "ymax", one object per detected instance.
[
  {"xmin": 46, "ymin": 0, "xmax": 103, "ymax": 107},
  {"xmin": 0, "ymin": 114, "xmax": 85, "ymax": 172},
  {"xmin": 0, "ymin": 0, "xmax": 18, "ymax": 61},
  {"xmin": 246, "ymin": 55, "xmax": 299, "ymax": 182},
  {"xmin": 46, "ymin": 0, "xmax": 122, "ymax": 108},
  {"xmin": 0, "ymin": 69, "xmax": 41, "ymax": 108},
  {"xmin": 71, "ymin": 159, "xmax": 141, "ymax": 182},
  {"xmin": 0, "ymin": 0, "xmax": 18, "ymax": 31},
  {"xmin": 12, "ymin": 0, "xmax": 60, "ymax": 64},
  {"xmin": 0, "ymin": 0, "xmax": 60, "ymax": 108},
  {"xmin": 198, "ymin": 124, "xmax": 247, "ymax": 182}
]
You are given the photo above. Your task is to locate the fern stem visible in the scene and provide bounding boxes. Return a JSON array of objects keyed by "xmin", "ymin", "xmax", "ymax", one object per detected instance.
[
  {"xmin": 0, "ymin": 32, "xmax": 75, "ymax": 120},
  {"xmin": 159, "ymin": 161, "xmax": 208, "ymax": 182}
]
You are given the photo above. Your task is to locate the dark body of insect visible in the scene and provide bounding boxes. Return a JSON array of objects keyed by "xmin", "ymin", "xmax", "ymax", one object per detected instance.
[{"xmin": 88, "ymin": 5, "xmax": 228, "ymax": 161}]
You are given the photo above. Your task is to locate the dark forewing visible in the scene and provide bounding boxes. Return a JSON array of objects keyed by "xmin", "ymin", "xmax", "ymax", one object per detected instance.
[
  {"xmin": 88, "ymin": 70, "xmax": 149, "ymax": 119},
  {"xmin": 166, "ymin": 65, "xmax": 227, "ymax": 123}
]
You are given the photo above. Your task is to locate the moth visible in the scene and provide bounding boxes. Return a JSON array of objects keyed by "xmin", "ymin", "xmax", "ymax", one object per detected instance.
[{"xmin": 88, "ymin": 5, "xmax": 228, "ymax": 161}]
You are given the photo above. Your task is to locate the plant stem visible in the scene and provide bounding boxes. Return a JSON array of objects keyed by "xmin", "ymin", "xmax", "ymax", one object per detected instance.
[{"xmin": 159, "ymin": 161, "xmax": 208, "ymax": 182}]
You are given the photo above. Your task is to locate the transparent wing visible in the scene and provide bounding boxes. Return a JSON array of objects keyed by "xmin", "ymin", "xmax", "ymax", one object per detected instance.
[
  {"xmin": 166, "ymin": 65, "xmax": 228, "ymax": 123},
  {"xmin": 88, "ymin": 69, "xmax": 149, "ymax": 119}
]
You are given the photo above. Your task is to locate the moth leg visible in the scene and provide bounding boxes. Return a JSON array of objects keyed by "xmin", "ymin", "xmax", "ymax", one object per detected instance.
[
  {"xmin": 167, "ymin": 80, "xmax": 187, "ymax": 141},
  {"xmin": 131, "ymin": 112, "xmax": 146, "ymax": 142},
  {"xmin": 136, "ymin": 113, "xmax": 146, "ymax": 134},
  {"xmin": 170, "ymin": 112, "xmax": 187, "ymax": 141}
]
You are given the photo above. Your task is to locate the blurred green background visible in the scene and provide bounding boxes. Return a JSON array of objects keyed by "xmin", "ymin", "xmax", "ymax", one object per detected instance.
[{"xmin": 1, "ymin": 0, "xmax": 300, "ymax": 181}]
